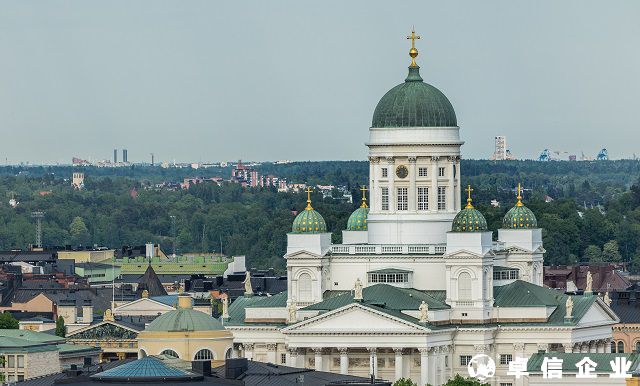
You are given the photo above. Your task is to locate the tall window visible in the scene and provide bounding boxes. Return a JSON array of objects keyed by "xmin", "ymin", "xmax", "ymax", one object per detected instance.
[
  {"xmin": 397, "ymin": 187, "xmax": 408, "ymax": 211},
  {"xmin": 438, "ymin": 187, "xmax": 446, "ymax": 210},
  {"xmin": 611, "ymin": 341, "xmax": 617, "ymax": 353},
  {"xmin": 460, "ymin": 355, "xmax": 472, "ymax": 366},
  {"xmin": 417, "ymin": 187, "xmax": 429, "ymax": 210},
  {"xmin": 381, "ymin": 168, "xmax": 388, "ymax": 178},
  {"xmin": 438, "ymin": 167, "xmax": 446, "ymax": 177},
  {"xmin": 194, "ymin": 349, "xmax": 214, "ymax": 361},
  {"xmin": 418, "ymin": 167, "xmax": 428, "ymax": 177},
  {"xmin": 298, "ymin": 273, "xmax": 312, "ymax": 302},
  {"xmin": 618, "ymin": 341, "xmax": 625, "ymax": 353},
  {"xmin": 458, "ymin": 272, "xmax": 472, "ymax": 301},
  {"xmin": 381, "ymin": 187, "xmax": 389, "ymax": 210}
]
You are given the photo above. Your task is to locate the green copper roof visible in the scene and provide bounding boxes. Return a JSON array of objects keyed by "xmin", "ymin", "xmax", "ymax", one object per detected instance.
[
  {"xmin": 145, "ymin": 306, "xmax": 225, "ymax": 332},
  {"xmin": 372, "ymin": 66, "xmax": 457, "ymax": 128},
  {"xmin": 292, "ymin": 208, "xmax": 327, "ymax": 233},
  {"xmin": 346, "ymin": 207, "xmax": 369, "ymax": 231},
  {"xmin": 451, "ymin": 207, "xmax": 488, "ymax": 232},
  {"xmin": 503, "ymin": 204, "xmax": 537, "ymax": 229}
]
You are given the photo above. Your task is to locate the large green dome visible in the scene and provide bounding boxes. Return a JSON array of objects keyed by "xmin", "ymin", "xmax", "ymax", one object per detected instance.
[
  {"xmin": 145, "ymin": 296, "xmax": 225, "ymax": 332},
  {"xmin": 372, "ymin": 66, "xmax": 457, "ymax": 128},
  {"xmin": 451, "ymin": 187, "xmax": 487, "ymax": 232}
]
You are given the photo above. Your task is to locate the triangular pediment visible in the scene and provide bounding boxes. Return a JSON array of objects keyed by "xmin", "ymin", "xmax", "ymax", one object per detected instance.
[
  {"xmin": 577, "ymin": 299, "xmax": 619, "ymax": 327},
  {"xmin": 444, "ymin": 249, "xmax": 491, "ymax": 259},
  {"xmin": 284, "ymin": 249, "xmax": 323, "ymax": 259},
  {"xmin": 68, "ymin": 321, "xmax": 139, "ymax": 340},
  {"xmin": 283, "ymin": 303, "xmax": 428, "ymax": 334},
  {"xmin": 114, "ymin": 298, "xmax": 175, "ymax": 314}
]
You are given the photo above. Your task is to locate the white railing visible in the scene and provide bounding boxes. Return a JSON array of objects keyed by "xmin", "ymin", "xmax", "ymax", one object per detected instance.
[{"xmin": 330, "ymin": 244, "xmax": 447, "ymax": 255}]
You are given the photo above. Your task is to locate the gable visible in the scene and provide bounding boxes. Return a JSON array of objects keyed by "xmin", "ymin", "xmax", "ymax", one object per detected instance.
[
  {"xmin": 577, "ymin": 301, "xmax": 618, "ymax": 327},
  {"xmin": 68, "ymin": 322, "xmax": 139, "ymax": 340},
  {"xmin": 285, "ymin": 304, "xmax": 427, "ymax": 334},
  {"xmin": 114, "ymin": 298, "xmax": 174, "ymax": 315}
]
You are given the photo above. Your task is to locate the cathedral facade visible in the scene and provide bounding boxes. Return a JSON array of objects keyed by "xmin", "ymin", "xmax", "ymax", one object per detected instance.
[{"xmin": 224, "ymin": 33, "xmax": 618, "ymax": 386}]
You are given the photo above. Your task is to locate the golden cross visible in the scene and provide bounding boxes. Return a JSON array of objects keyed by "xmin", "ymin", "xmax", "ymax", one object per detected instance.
[
  {"xmin": 406, "ymin": 27, "xmax": 421, "ymax": 67},
  {"xmin": 516, "ymin": 183, "xmax": 524, "ymax": 206},
  {"xmin": 305, "ymin": 187, "xmax": 313, "ymax": 210},
  {"xmin": 465, "ymin": 185, "xmax": 474, "ymax": 209},
  {"xmin": 360, "ymin": 186, "xmax": 368, "ymax": 208}
]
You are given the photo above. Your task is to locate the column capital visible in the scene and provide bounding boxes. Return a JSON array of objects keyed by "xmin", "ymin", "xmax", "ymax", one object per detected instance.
[
  {"xmin": 244, "ymin": 343, "xmax": 255, "ymax": 351},
  {"xmin": 368, "ymin": 156, "xmax": 379, "ymax": 164},
  {"xmin": 287, "ymin": 347, "xmax": 299, "ymax": 356},
  {"xmin": 312, "ymin": 347, "xmax": 324, "ymax": 354},
  {"xmin": 474, "ymin": 344, "xmax": 490, "ymax": 353},
  {"xmin": 513, "ymin": 343, "xmax": 525, "ymax": 351},
  {"xmin": 419, "ymin": 347, "xmax": 430, "ymax": 355},
  {"xmin": 266, "ymin": 343, "xmax": 277, "ymax": 351},
  {"xmin": 385, "ymin": 156, "xmax": 395, "ymax": 164},
  {"xmin": 337, "ymin": 347, "xmax": 348, "ymax": 354},
  {"xmin": 408, "ymin": 156, "xmax": 417, "ymax": 163},
  {"xmin": 393, "ymin": 347, "xmax": 404, "ymax": 354},
  {"xmin": 366, "ymin": 347, "xmax": 377, "ymax": 354}
]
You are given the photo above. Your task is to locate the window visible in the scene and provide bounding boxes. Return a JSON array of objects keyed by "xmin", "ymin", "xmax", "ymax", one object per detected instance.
[
  {"xmin": 298, "ymin": 273, "xmax": 312, "ymax": 302},
  {"xmin": 493, "ymin": 270, "xmax": 520, "ymax": 280},
  {"xmin": 500, "ymin": 383, "xmax": 513, "ymax": 386},
  {"xmin": 381, "ymin": 187, "xmax": 389, "ymax": 211},
  {"xmin": 458, "ymin": 272, "xmax": 472, "ymax": 301},
  {"xmin": 499, "ymin": 354, "xmax": 513, "ymax": 365},
  {"xmin": 382, "ymin": 168, "xmax": 388, "ymax": 178},
  {"xmin": 397, "ymin": 187, "xmax": 408, "ymax": 211},
  {"xmin": 438, "ymin": 167, "xmax": 446, "ymax": 177},
  {"xmin": 618, "ymin": 341, "xmax": 625, "ymax": 353},
  {"xmin": 194, "ymin": 349, "xmax": 214, "ymax": 361},
  {"xmin": 460, "ymin": 355, "xmax": 472, "ymax": 366},
  {"xmin": 418, "ymin": 167, "xmax": 428, "ymax": 177},
  {"xmin": 161, "ymin": 349, "xmax": 179, "ymax": 358},
  {"xmin": 281, "ymin": 353, "xmax": 287, "ymax": 364},
  {"xmin": 8, "ymin": 355, "xmax": 15, "ymax": 368},
  {"xmin": 437, "ymin": 187, "xmax": 446, "ymax": 210},
  {"xmin": 368, "ymin": 273, "xmax": 409, "ymax": 283},
  {"xmin": 417, "ymin": 187, "xmax": 429, "ymax": 210},
  {"xmin": 16, "ymin": 355, "xmax": 24, "ymax": 368},
  {"xmin": 611, "ymin": 341, "xmax": 617, "ymax": 353}
]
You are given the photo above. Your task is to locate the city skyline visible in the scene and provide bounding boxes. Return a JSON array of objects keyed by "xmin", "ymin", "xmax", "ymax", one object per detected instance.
[{"xmin": 0, "ymin": 1, "xmax": 639, "ymax": 164}]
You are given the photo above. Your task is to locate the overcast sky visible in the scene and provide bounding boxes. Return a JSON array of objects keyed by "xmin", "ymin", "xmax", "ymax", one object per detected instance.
[{"xmin": 0, "ymin": 1, "xmax": 638, "ymax": 164}]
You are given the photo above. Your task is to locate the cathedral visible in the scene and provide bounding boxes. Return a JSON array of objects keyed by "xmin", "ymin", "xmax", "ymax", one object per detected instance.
[{"xmin": 224, "ymin": 31, "xmax": 618, "ymax": 386}]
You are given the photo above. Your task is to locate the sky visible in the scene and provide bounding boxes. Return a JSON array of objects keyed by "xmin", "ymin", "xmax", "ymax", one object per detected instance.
[{"xmin": 0, "ymin": 1, "xmax": 639, "ymax": 164}]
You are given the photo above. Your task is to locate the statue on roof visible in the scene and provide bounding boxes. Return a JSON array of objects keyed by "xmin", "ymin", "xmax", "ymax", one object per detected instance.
[
  {"xmin": 354, "ymin": 278, "xmax": 363, "ymax": 301},
  {"xmin": 604, "ymin": 291, "xmax": 612, "ymax": 307},
  {"xmin": 287, "ymin": 299, "xmax": 297, "ymax": 324},
  {"xmin": 243, "ymin": 271, "xmax": 253, "ymax": 295},
  {"xmin": 419, "ymin": 301, "xmax": 429, "ymax": 323},
  {"xmin": 585, "ymin": 271, "xmax": 593, "ymax": 293},
  {"xmin": 565, "ymin": 296, "xmax": 574, "ymax": 319},
  {"xmin": 222, "ymin": 295, "xmax": 229, "ymax": 319},
  {"xmin": 104, "ymin": 308, "xmax": 114, "ymax": 322},
  {"xmin": 141, "ymin": 289, "xmax": 149, "ymax": 298}
]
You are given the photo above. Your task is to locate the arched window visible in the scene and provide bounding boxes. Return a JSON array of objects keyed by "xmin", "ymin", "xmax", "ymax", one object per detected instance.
[
  {"xmin": 635, "ymin": 341, "xmax": 640, "ymax": 353},
  {"xmin": 194, "ymin": 349, "xmax": 214, "ymax": 361},
  {"xmin": 298, "ymin": 273, "xmax": 312, "ymax": 302},
  {"xmin": 618, "ymin": 341, "xmax": 625, "ymax": 353},
  {"xmin": 611, "ymin": 341, "xmax": 617, "ymax": 353},
  {"xmin": 458, "ymin": 272, "xmax": 472, "ymax": 301},
  {"xmin": 225, "ymin": 348, "xmax": 232, "ymax": 359},
  {"xmin": 139, "ymin": 349, "xmax": 147, "ymax": 358},
  {"xmin": 161, "ymin": 349, "xmax": 179, "ymax": 358}
]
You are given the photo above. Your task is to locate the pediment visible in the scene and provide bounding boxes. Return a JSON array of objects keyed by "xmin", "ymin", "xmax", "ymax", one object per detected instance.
[
  {"xmin": 68, "ymin": 321, "xmax": 139, "ymax": 340},
  {"xmin": 577, "ymin": 299, "xmax": 619, "ymax": 327},
  {"xmin": 504, "ymin": 245, "xmax": 546, "ymax": 254},
  {"xmin": 444, "ymin": 249, "xmax": 491, "ymax": 259},
  {"xmin": 283, "ymin": 303, "xmax": 428, "ymax": 334},
  {"xmin": 284, "ymin": 249, "xmax": 323, "ymax": 259},
  {"xmin": 114, "ymin": 298, "xmax": 175, "ymax": 313}
]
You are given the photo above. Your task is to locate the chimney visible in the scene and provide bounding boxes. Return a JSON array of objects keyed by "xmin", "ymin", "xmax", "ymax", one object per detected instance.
[
  {"xmin": 225, "ymin": 358, "xmax": 248, "ymax": 379},
  {"xmin": 192, "ymin": 360, "xmax": 212, "ymax": 376},
  {"xmin": 82, "ymin": 300, "xmax": 93, "ymax": 324}
]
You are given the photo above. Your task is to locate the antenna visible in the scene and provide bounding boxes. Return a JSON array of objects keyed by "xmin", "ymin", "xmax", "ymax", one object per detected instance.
[
  {"xmin": 150, "ymin": 153, "xmax": 155, "ymax": 166},
  {"xmin": 31, "ymin": 211, "xmax": 45, "ymax": 248},
  {"xmin": 201, "ymin": 224, "xmax": 206, "ymax": 253},
  {"xmin": 170, "ymin": 215, "xmax": 177, "ymax": 259}
]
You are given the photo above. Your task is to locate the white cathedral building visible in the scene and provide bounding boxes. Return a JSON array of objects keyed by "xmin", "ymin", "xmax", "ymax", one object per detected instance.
[{"xmin": 224, "ymin": 34, "xmax": 618, "ymax": 386}]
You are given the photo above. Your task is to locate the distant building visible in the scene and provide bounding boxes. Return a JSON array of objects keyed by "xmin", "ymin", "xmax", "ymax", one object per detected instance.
[
  {"xmin": 122, "ymin": 149, "xmax": 128, "ymax": 163},
  {"xmin": 113, "ymin": 149, "xmax": 118, "ymax": 163},
  {"xmin": 72, "ymin": 172, "xmax": 84, "ymax": 190},
  {"xmin": 490, "ymin": 135, "xmax": 515, "ymax": 160},
  {"xmin": 544, "ymin": 264, "xmax": 630, "ymax": 293}
]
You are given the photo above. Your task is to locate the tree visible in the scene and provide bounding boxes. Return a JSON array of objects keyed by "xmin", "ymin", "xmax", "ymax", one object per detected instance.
[
  {"xmin": 602, "ymin": 240, "xmax": 622, "ymax": 262},
  {"xmin": 444, "ymin": 374, "xmax": 490, "ymax": 386},
  {"xmin": 393, "ymin": 378, "xmax": 418, "ymax": 386},
  {"xmin": 0, "ymin": 312, "xmax": 18, "ymax": 329},
  {"xmin": 584, "ymin": 245, "xmax": 603, "ymax": 262},
  {"xmin": 55, "ymin": 316, "xmax": 66, "ymax": 337},
  {"xmin": 69, "ymin": 216, "xmax": 90, "ymax": 246}
]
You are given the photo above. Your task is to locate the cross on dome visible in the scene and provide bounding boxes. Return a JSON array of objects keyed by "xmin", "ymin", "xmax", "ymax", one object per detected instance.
[
  {"xmin": 406, "ymin": 27, "xmax": 421, "ymax": 67},
  {"xmin": 516, "ymin": 183, "xmax": 524, "ymax": 207},
  {"xmin": 465, "ymin": 185, "xmax": 474, "ymax": 209},
  {"xmin": 360, "ymin": 186, "xmax": 368, "ymax": 208},
  {"xmin": 305, "ymin": 187, "xmax": 314, "ymax": 210}
]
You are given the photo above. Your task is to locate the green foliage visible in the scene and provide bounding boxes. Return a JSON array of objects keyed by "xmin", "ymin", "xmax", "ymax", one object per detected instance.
[
  {"xmin": 603, "ymin": 240, "xmax": 622, "ymax": 262},
  {"xmin": 444, "ymin": 374, "xmax": 490, "ymax": 386},
  {"xmin": 0, "ymin": 312, "xmax": 19, "ymax": 329},
  {"xmin": 55, "ymin": 316, "xmax": 66, "ymax": 337},
  {"xmin": 584, "ymin": 245, "xmax": 603, "ymax": 262},
  {"xmin": 69, "ymin": 216, "xmax": 90, "ymax": 246},
  {"xmin": 393, "ymin": 378, "xmax": 418, "ymax": 386}
]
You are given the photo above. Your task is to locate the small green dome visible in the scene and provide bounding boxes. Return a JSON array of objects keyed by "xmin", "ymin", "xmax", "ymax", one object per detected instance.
[
  {"xmin": 502, "ymin": 185, "xmax": 537, "ymax": 229},
  {"xmin": 347, "ymin": 207, "xmax": 369, "ymax": 231},
  {"xmin": 292, "ymin": 190, "xmax": 327, "ymax": 234},
  {"xmin": 451, "ymin": 186, "xmax": 487, "ymax": 232},
  {"xmin": 145, "ymin": 296, "xmax": 225, "ymax": 332},
  {"xmin": 372, "ymin": 66, "xmax": 457, "ymax": 128}
]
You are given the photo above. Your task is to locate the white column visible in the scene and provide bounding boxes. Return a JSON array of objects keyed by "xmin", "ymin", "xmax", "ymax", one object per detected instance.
[
  {"xmin": 408, "ymin": 157, "xmax": 417, "ymax": 211},
  {"xmin": 368, "ymin": 347, "xmax": 377, "ymax": 378},
  {"xmin": 419, "ymin": 348, "xmax": 429, "ymax": 386},
  {"xmin": 589, "ymin": 341, "xmax": 597, "ymax": 353},
  {"xmin": 338, "ymin": 347, "xmax": 349, "ymax": 375},
  {"xmin": 597, "ymin": 340, "xmax": 605, "ymax": 353},
  {"xmin": 430, "ymin": 157, "xmax": 438, "ymax": 212},
  {"xmin": 370, "ymin": 157, "xmax": 379, "ymax": 211},
  {"xmin": 455, "ymin": 157, "xmax": 461, "ymax": 211},
  {"xmin": 314, "ymin": 348, "xmax": 323, "ymax": 371},
  {"xmin": 387, "ymin": 157, "xmax": 395, "ymax": 212},
  {"xmin": 393, "ymin": 348, "xmax": 404, "ymax": 381},
  {"xmin": 287, "ymin": 348, "xmax": 298, "ymax": 367},
  {"xmin": 606, "ymin": 339, "xmax": 613, "ymax": 353},
  {"xmin": 428, "ymin": 348, "xmax": 437, "ymax": 386},
  {"xmin": 266, "ymin": 344, "xmax": 277, "ymax": 364},
  {"xmin": 244, "ymin": 343, "xmax": 254, "ymax": 361},
  {"xmin": 446, "ymin": 157, "xmax": 455, "ymax": 212},
  {"xmin": 438, "ymin": 347, "xmax": 447, "ymax": 386}
]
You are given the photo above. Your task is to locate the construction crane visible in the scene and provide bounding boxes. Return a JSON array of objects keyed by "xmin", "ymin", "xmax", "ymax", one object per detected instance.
[{"xmin": 597, "ymin": 148, "xmax": 609, "ymax": 161}]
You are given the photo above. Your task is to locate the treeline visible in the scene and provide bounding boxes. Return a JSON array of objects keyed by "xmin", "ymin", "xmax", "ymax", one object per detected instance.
[{"xmin": 0, "ymin": 160, "xmax": 639, "ymax": 271}]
